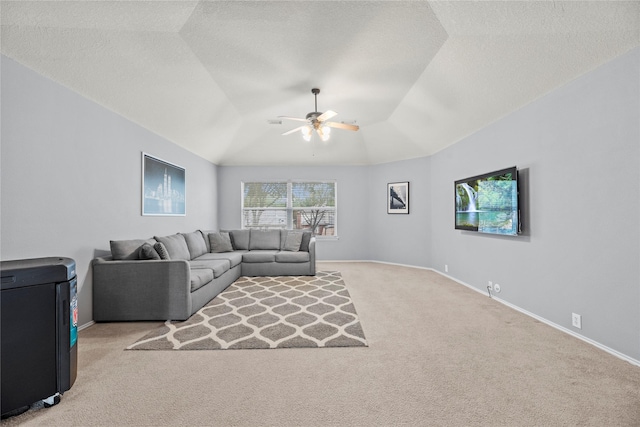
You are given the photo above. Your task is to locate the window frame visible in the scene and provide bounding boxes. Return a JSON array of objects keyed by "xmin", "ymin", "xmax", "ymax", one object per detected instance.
[{"xmin": 241, "ymin": 180, "xmax": 338, "ymax": 238}]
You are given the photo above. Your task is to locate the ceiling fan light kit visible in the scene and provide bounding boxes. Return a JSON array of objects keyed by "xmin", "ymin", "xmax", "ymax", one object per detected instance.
[{"xmin": 279, "ymin": 88, "xmax": 359, "ymax": 142}]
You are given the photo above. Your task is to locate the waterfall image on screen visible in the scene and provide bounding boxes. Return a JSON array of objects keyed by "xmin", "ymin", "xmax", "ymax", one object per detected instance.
[{"xmin": 455, "ymin": 167, "xmax": 519, "ymax": 236}]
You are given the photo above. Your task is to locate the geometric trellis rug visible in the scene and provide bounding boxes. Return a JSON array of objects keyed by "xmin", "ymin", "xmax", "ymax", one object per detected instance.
[{"xmin": 127, "ymin": 271, "xmax": 368, "ymax": 350}]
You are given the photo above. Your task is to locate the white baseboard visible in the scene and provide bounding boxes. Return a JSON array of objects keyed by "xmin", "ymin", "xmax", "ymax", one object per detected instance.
[
  {"xmin": 432, "ymin": 269, "xmax": 640, "ymax": 368},
  {"xmin": 320, "ymin": 259, "xmax": 431, "ymax": 270},
  {"xmin": 320, "ymin": 260, "xmax": 640, "ymax": 368},
  {"xmin": 491, "ymin": 296, "xmax": 640, "ymax": 368},
  {"xmin": 79, "ymin": 321, "xmax": 95, "ymax": 331}
]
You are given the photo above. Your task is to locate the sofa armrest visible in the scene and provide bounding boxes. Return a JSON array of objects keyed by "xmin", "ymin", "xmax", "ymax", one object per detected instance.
[{"xmin": 92, "ymin": 256, "xmax": 191, "ymax": 321}]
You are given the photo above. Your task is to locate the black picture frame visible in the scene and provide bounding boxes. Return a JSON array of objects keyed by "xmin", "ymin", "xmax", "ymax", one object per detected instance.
[{"xmin": 388, "ymin": 182, "xmax": 409, "ymax": 214}]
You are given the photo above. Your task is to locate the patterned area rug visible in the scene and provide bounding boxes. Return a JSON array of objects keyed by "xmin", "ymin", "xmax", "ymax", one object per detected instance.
[{"xmin": 127, "ymin": 271, "xmax": 367, "ymax": 350}]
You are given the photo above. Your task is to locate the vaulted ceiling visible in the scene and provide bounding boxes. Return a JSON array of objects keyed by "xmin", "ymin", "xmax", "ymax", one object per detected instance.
[{"xmin": 2, "ymin": 1, "xmax": 638, "ymax": 166}]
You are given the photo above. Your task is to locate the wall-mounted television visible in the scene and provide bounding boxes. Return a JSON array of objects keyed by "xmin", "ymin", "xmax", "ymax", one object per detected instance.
[{"xmin": 455, "ymin": 166, "xmax": 520, "ymax": 236}]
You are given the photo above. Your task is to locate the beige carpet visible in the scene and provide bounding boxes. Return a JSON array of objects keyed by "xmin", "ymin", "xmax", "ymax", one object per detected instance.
[
  {"xmin": 127, "ymin": 271, "xmax": 367, "ymax": 350},
  {"xmin": 2, "ymin": 262, "xmax": 639, "ymax": 426}
]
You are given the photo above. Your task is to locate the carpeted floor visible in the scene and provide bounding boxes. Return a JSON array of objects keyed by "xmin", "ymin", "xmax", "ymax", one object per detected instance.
[
  {"xmin": 127, "ymin": 271, "xmax": 367, "ymax": 350},
  {"xmin": 2, "ymin": 262, "xmax": 639, "ymax": 426}
]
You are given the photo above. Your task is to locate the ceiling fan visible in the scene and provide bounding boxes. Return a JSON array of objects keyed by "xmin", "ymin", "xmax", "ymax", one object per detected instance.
[{"xmin": 279, "ymin": 88, "xmax": 359, "ymax": 142}]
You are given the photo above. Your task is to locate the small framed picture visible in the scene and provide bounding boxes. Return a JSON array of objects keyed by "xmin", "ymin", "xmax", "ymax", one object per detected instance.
[
  {"xmin": 388, "ymin": 182, "xmax": 409, "ymax": 214},
  {"xmin": 142, "ymin": 153, "xmax": 186, "ymax": 216}
]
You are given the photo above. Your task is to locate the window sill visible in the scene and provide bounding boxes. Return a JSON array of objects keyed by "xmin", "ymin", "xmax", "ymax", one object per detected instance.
[{"xmin": 315, "ymin": 235, "xmax": 339, "ymax": 241}]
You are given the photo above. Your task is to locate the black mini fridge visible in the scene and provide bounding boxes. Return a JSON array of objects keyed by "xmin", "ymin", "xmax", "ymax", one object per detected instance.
[{"xmin": 1, "ymin": 257, "xmax": 78, "ymax": 417}]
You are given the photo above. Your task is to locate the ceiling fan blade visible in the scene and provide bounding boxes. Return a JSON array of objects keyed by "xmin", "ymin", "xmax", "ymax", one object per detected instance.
[
  {"xmin": 278, "ymin": 116, "xmax": 308, "ymax": 123},
  {"xmin": 282, "ymin": 125, "xmax": 305, "ymax": 136},
  {"xmin": 317, "ymin": 110, "xmax": 337, "ymax": 122},
  {"xmin": 324, "ymin": 121, "xmax": 360, "ymax": 131}
]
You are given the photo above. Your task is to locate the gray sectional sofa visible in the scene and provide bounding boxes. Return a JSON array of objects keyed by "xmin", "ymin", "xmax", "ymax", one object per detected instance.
[{"xmin": 92, "ymin": 229, "xmax": 315, "ymax": 322}]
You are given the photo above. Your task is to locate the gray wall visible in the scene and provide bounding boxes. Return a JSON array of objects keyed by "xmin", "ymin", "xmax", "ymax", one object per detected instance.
[
  {"xmin": 217, "ymin": 165, "xmax": 370, "ymax": 261},
  {"xmin": 1, "ymin": 56, "xmax": 219, "ymax": 326},
  {"xmin": 367, "ymin": 157, "xmax": 432, "ymax": 267},
  {"xmin": 218, "ymin": 160, "xmax": 432, "ymax": 264},
  {"xmin": 429, "ymin": 47, "xmax": 639, "ymax": 361}
]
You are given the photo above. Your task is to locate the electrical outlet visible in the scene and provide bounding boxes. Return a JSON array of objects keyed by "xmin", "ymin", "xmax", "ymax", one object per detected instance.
[
  {"xmin": 572, "ymin": 313, "xmax": 582, "ymax": 329},
  {"xmin": 487, "ymin": 281, "xmax": 493, "ymax": 290},
  {"xmin": 445, "ymin": 264, "xmax": 448, "ymax": 273},
  {"xmin": 493, "ymin": 283, "xmax": 501, "ymax": 293}
]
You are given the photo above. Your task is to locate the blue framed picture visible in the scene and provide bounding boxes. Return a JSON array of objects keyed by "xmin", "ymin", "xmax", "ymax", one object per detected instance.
[{"xmin": 142, "ymin": 153, "xmax": 186, "ymax": 216}]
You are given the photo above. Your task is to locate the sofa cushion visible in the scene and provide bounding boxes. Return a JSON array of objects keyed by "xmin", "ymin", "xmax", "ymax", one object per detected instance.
[
  {"xmin": 182, "ymin": 231, "xmax": 208, "ymax": 259},
  {"xmin": 138, "ymin": 243, "xmax": 161, "ymax": 260},
  {"xmin": 190, "ymin": 259, "xmax": 230, "ymax": 278},
  {"xmin": 275, "ymin": 251, "xmax": 310, "ymax": 263},
  {"xmin": 154, "ymin": 234, "xmax": 191, "ymax": 261},
  {"xmin": 154, "ymin": 242, "xmax": 170, "ymax": 260},
  {"xmin": 242, "ymin": 250, "xmax": 277, "ymax": 263},
  {"xmin": 209, "ymin": 232, "xmax": 234, "ymax": 253},
  {"xmin": 110, "ymin": 239, "xmax": 155, "ymax": 260},
  {"xmin": 190, "ymin": 268, "xmax": 214, "ymax": 292},
  {"xmin": 283, "ymin": 231, "xmax": 303, "ymax": 252},
  {"xmin": 194, "ymin": 252, "xmax": 244, "ymax": 269},
  {"xmin": 249, "ymin": 230, "xmax": 281, "ymax": 250},
  {"xmin": 228, "ymin": 229, "xmax": 250, "ymax": 250}
]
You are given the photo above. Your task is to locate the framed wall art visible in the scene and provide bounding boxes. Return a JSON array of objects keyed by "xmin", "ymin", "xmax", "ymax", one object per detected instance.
[
  {"xmin": 142, "ymin": 153, "xmax": 186, "ymax": 216},
  {"xmin": 387, "ymin": 182, "xmax": 409, "ymax": 214}
]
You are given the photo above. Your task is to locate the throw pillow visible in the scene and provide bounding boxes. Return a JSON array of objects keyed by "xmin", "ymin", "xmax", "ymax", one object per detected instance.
[
  {"xmin": 209, "ymin": 232, "xmax": 234, "ymax": 253},
  {"xmin": 110, "ymin": 239, "xmax": 155, "ymax": 260},
  {"xmin": 154, "ymin": 234, "xmax": 191, "ymax": 261},
  {"xmin": 138, "ymin": 243, "xmax": 161, "ymax": 260},
  {"xmin": 199, "ymin": 229, "xmax": 217, "ymax": 252},
  {"xmin": 154, "ymin": 242, "xmax": 170, "ymax": 260},
  {"xmin": 283, "ymin": 232, "xmax": 303, "ymax": 252},
  {"xmin": 300, "ymin": 231, "xmax": 312, "ymax": 252}
]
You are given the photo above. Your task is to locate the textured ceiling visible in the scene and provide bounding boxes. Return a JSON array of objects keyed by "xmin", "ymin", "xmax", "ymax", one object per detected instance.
[{"xmin": 2, "ymin": 1, "xmax": 638, "ymax": 166}]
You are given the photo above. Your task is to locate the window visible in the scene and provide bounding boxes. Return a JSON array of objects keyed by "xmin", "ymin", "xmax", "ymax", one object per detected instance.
[{"xmin": 242, "ymin": 181, "xmax": 337, "ymax": 236}]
